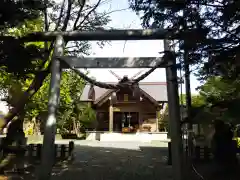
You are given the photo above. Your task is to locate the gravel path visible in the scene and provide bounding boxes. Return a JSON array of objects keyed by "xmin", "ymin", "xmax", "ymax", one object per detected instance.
[{"xmin": 50, "ymin": 141, "xmax": 172, "ymax": 180}]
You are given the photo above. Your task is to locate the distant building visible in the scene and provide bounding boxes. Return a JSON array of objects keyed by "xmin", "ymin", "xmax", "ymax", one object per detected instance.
[{"xmin": 80, "ymin": 80, "xmax": 168, "ymax": 133}]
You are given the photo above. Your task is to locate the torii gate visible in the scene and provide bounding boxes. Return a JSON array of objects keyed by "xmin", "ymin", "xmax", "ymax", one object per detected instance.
[{"xmin": 13, "ymin": 29, "xmax": 184, "ymax": 180}]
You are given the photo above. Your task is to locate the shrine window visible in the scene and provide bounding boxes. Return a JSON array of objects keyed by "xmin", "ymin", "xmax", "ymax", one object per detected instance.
[{"xmin": 117, "ymin": 91, "xmax": 136, "ymax": 101}]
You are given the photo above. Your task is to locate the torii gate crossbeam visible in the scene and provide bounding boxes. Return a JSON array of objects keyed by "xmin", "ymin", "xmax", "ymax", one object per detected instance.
[
  {"xmin": 60, "ymin": 57, "xmax": 164, "ymax": 68},
  {"xmin": 3, "ymin": 28, "xmax": 176, "ymax": 42}
]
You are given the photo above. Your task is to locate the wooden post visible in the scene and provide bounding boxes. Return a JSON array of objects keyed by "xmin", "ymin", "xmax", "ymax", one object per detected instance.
[
  {"xmin": 156, "ymin": 107, "xmax": 161, "ymax": 132},
  {"xmin": 138, "ymin": 112, "xmax": 142, "ymax": 131},
  {"xmin": 28, "ymin": 144, "xmax": 34, "ymax": 158},
  {"xmin": 168, "ymin": 142, "xmax": 172, "ymax": 165},
  {"xmin": 109, "ymin": 97, "xmax": 113, "ymax": 132},
  {"xmin": 36, "ymin": 144, "xmax": 42, "ymax": 160},
  {"xmin": 54, "ymin": 144, "xmax": 58, "ymax": 161},
  {"xmin": 60, "ymin": 145, "xmax": 66, "ymax": 159}
]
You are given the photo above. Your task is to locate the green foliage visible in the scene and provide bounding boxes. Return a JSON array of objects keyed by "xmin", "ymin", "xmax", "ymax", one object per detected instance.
[
  {"xmin": 199, "ymin": 77, "xmax": 240, "ymax": 123},
  {"xmin": 0, "ymin": 0, "xmax": 112, "ymax": 126},
  {"xmin": 129, "ymin": 0, "xmax": 240, "ymax": 80},
  {"xmin": 57, "ymin": 72, "xmax": 96, "ymax": 133},
  {"xmin": 25, "ymin": 70, "xmax": 96, "ymax": 133},
  {"xmin": 161, "ymin": 94, "xmax": 209, "ymax": 125},
  {"xmin": 77, "ymin": 103, "xmax": 96, "ymax": 129},
  {"xmin": 0, "ymin": 40, "xmax": 44, "ymax": 77},
  {"xmin": 24, "ymin": 127, "xmax": 34, "ymax": 136},
  {"xmin": 179, "ymin": 94, "xmax": 206, "ymax": 108},
  {"xmin": 199, "ymin": 77, "xmax": 240, "ymax": 103},
  {"xmin": 0, "ymin": 17, "xmax": 45, "ymax": 104},
  {"xmin": 129, "ymin": 0, "xmax": 240, "ymax": 124},
  {"xmin": 0, "ymin": 1, "xmax": 45, "ymax": 77},
  {"xmin": 0, "ymin": 0, "xmax": 44, "ymax": 29}
]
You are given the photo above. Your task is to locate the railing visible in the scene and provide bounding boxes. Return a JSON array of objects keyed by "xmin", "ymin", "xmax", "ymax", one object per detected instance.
[
  {"xmin": 167, "ymin": 140, "xmax": 239, "ymax": 165},
  {"xmin": 0, "ymin": 140, "xmax": 74, "ymax": 161}
]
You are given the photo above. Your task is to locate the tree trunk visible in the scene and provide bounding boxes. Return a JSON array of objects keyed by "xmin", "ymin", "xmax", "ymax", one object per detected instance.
[{"xmin": 3, "ymin": 67, "xmax": 50, "ymax": 129}]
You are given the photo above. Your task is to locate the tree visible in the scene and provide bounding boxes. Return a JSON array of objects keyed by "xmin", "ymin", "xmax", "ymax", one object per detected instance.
[
  {"xmin": 199, "ymin": 77, "xmax": 240, "ymax": 123},
  {"xmin": 179, "ymin": 94, "xmax": 206, "ymax": 108},
  {"xmin": 0, "ymin": 1, "xmax": 46, "ymax": 77},
  {"xmin": 128, "ymin": 0, "xmax": 240, "ymax": 80},
  {"xmin": 23, "ymin": 70, "xmax": 96, "ymax": 135},
  {"xmin": 0, "ymin": 0, "xmax": 44, "ymax": 29},
  {"xmin": 199, "ymin": 77, "xmax": 240, "ymax": 103},
  {"xmin": 0, "ymin": 0, "xmax": 112, "ymax": 127},
  {"xmin": 0, "ymin": 18, "xmax": 46, "ymax": 111},
  {"xmin": 0, "ymin": 3, "xmax": 45, "ymax": 129},
  {"xmin": 129, "ymin": 0, "xmax": 240, "ymax": 125}
]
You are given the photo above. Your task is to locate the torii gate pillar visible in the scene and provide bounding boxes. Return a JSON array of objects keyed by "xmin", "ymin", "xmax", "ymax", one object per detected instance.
[
  {"xmin": 164, "ymin": 40, "xmax": 184, "ymax": 180},
  {"xmin": 38, "ymin": 35, "xmax": 65, "ymax": 180}
]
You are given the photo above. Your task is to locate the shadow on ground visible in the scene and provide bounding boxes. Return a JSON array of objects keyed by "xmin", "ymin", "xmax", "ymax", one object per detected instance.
[
  {"xmin": 6, "ymin": 142, "xmax": 239, "ymax": 180},
  {"xmin": 10, "ymin": 143, "xmax": 172, "ymax": 180},
  {"xmin": 50, "ymin": 145, "xmax": 172, "ymax": 180},
  {"xmin": 191, "ymin": 161, "xmax": 240, "ymax": 180}
]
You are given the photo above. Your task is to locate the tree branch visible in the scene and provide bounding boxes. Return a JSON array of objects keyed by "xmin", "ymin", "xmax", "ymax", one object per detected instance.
[
  {"xmin": 61, "ymin": 0, "xmax": 73, "ymax": 31},
  {"xmin": 73, "ymin": 0, "xmax": 86, "ymax": 30},
  {"xmin": 76, "ymin": 0, "xmax": 102, "ymax": 29},
  {"xmin": 54, "ymin": 0, "xmax": 66, "ymax": 31},
  {"xmin": 1, "ymin": 0, "xmax": 113, "ymax": 128},
  {"xmin": 2, "ymin": 0, "xmax": 75, "ymax": 127},
  {"xmin": 98, "ymin": 8, "xmax": 130, "ymax": 20},
  {"xmin": 44, "ymin": 0, "xmax": 49, "ymax": 31}
]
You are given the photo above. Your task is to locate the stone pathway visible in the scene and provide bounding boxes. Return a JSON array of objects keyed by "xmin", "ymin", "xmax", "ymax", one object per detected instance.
[{"xmin": 50, "ymin": 141, "xmax": 172, "ymax": 180}]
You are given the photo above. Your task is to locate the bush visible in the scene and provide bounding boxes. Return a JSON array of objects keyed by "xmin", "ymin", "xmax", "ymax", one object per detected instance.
[{"xmin": 24, "ymin": 127, "xmax": 33, "ymax": 135}]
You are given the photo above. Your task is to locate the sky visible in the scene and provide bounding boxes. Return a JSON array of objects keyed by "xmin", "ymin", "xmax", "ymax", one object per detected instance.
[{"xmin": 84, "ymin": 0, "xmax": 201, "ymax": 94}]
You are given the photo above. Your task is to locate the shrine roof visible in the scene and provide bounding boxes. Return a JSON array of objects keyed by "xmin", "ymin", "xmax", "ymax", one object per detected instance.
[{"xmin": 80, "ymin": 82, "xmax": 168, "ymax": 102}]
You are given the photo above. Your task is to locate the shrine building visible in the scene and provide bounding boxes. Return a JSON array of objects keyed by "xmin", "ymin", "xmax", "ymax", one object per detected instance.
[{"xmin": 80, "ymin": 77, "xmax": 168, "ymax": 142}]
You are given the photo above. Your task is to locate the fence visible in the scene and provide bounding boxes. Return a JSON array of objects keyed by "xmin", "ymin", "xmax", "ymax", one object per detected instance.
[
  {"xmin": 167, "ymin": 141, "xmax": 238, "ymax": 165},
  {"xmin": 1, "ymin": 140, "xmax": 75, "ymax": 161},
  {"xmin": 26, "ymin": 142, "xmax": 75, "ymax": 160}
]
